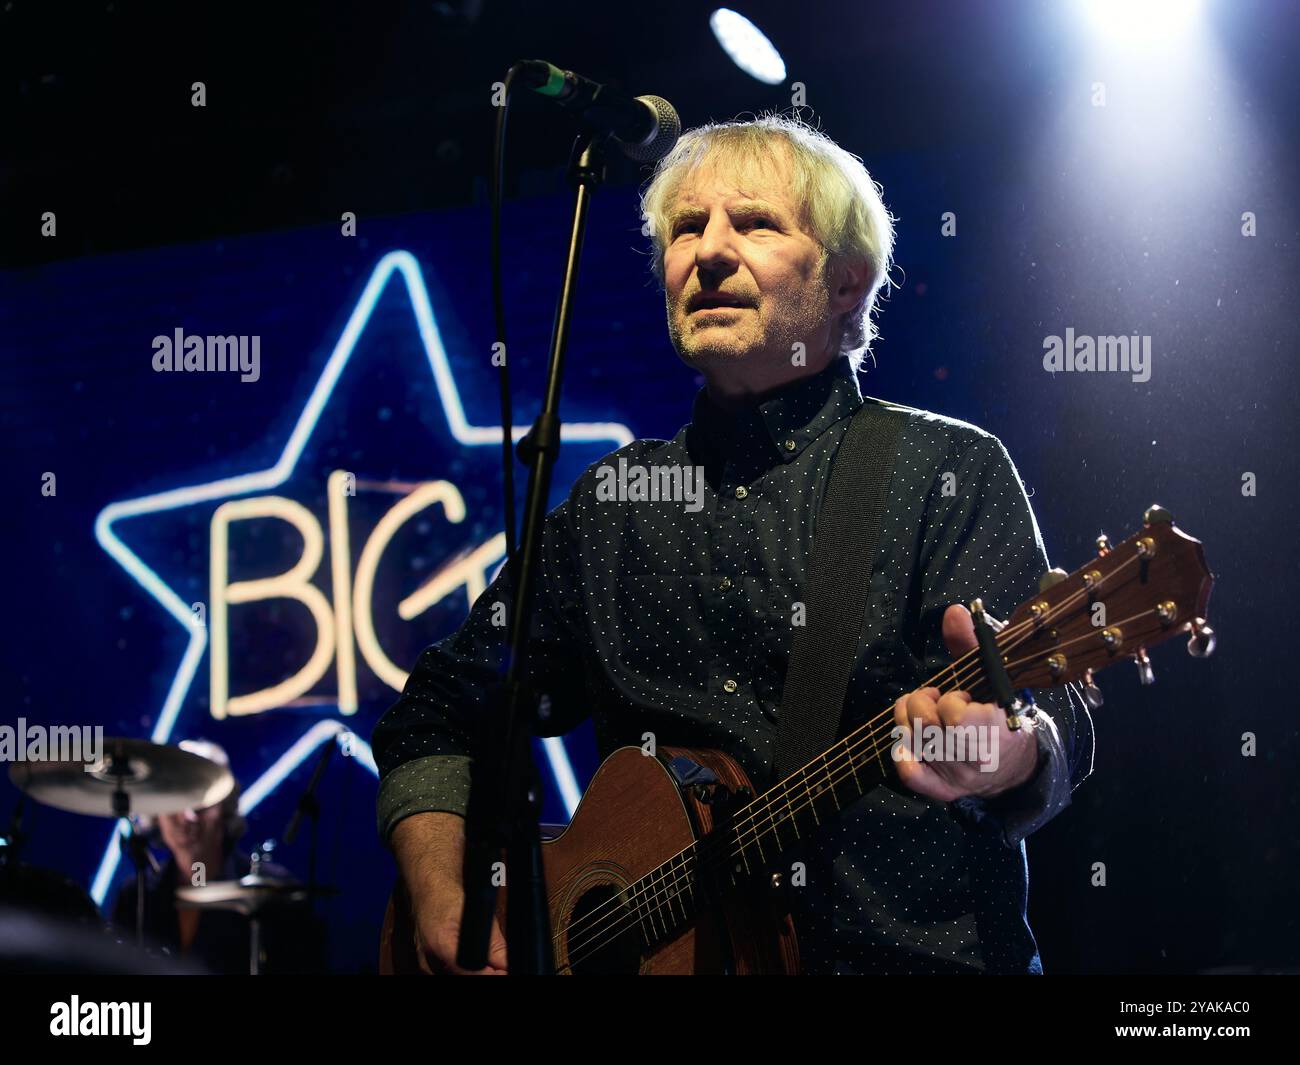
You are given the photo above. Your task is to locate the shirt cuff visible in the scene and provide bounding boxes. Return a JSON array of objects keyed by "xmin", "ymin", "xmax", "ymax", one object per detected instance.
[
  {"xmin": 375, "ymin": 754, "xmax": 472, "ymax": 842},
  {"xmin": 951, "ymin": 710, "xmax": 1073, "ymax": 848}
]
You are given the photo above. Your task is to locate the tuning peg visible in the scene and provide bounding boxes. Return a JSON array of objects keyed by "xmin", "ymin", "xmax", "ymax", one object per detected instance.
[
  {"xmin": 1187, "ymin": 619, "xmax": 1216, "ymax": 658},
  {"xmin": 1143, "ymin": 503, "xmax": 1173, "ymax": 525},
  {"xmin": 1134, "ymin": 648, "xmax": 1155, "ymax": 685},
  {"xmin": 1096, "ymin": 532, "xmax": 1111, "ymax": 555},
  {"xmin": 1081, "ymin": 669, "xmax": 1104, "ymax": 709},
  {"xmin": 1039, "ymin": 567, "xmax": 1068, "ymax": 592}
]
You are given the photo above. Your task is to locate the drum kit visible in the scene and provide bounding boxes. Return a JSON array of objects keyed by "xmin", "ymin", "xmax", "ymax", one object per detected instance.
[{"xmin": 2, "ymin": 737, "xmax": 329, "ymax": 974}]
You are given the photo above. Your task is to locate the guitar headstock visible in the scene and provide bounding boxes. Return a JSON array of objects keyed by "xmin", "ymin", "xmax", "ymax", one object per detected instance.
[{"xmin": 999, "ymin": 505, "xmax": 1214, "ymax": 697}]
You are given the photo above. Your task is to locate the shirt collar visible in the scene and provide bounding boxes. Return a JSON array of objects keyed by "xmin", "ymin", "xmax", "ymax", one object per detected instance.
[{"xmin": 687, "ymin": 356, "xmax": 864, "ymax": 467}]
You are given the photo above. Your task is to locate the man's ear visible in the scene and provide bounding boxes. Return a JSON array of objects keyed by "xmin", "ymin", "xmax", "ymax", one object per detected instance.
[{"xmin": 828, "ymin": 255, "xmax": 873, "ymax": 315}]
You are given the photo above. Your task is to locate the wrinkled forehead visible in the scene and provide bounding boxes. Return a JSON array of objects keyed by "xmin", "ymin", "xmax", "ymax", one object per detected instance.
[{"xmin": 669, "ymin": 139, "xmax": 802, "ymax": 220}]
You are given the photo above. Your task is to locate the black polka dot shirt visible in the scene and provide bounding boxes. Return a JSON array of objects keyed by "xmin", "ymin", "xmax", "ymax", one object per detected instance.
[{"xmin": 372, "ymin": 355, "xmax": 1095, "ymax": 974}]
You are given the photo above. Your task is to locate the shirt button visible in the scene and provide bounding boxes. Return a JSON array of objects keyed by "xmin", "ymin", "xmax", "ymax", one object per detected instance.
[
  {"xmin": 784, "ymin": 438, "xmax": 797, "ymax": 452},
  {"xmin": 718, "ymin": 576, "xmax": 733, "ymax": 591},
  {"xmin": 723, "ymin": 679, "xmax": 738, "ymax": 693},
  {"xmin": 734, "ymin": 485, "xmax": 749, "ymax": 499}
]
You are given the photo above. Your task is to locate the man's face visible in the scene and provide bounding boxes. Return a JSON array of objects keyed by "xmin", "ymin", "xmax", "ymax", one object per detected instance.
[
  {"xmin": 158, "ymin": 803, "xmax": 224, "ymax": 858},
  {"xmin": 663, "ymin": 149, "xmax": 838, "ymax": 392}
]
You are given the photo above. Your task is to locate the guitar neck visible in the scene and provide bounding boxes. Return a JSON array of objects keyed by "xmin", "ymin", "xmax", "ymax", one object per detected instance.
[
  {"xmin": 725, "ymin": 658, "xmax": 994, "ymax": 875},
  {"xmin": 622, "ymin": 512, "xmax": 1212, "ymax": 946}
]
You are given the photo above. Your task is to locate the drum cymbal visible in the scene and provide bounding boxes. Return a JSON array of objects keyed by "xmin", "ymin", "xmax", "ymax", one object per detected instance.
[
  {"xmin": 7, "ymin": 737, "xmax": 235, "ymax": 818},
  {"xmin": 175, "ymin": 874, "xmax": 312, "ymax": 915}
]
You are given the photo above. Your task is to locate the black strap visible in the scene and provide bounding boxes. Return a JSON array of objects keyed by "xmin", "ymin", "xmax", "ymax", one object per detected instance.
[{"xmin": 772, "ymin": 399, "xmax": 907, "ymax": 784}]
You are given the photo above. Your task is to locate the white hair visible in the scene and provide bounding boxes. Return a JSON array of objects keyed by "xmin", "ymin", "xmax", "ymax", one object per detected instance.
[{"xmin": 639, "ymin": 110, "xmax": 897, "ymax": 370}]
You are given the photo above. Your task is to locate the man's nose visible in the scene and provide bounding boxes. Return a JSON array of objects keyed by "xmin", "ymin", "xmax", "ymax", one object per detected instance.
[
  {"xmin": 183, "ymin": 808, "xmax": 199, "ymax": 823},
  {"xmin": 695, "ymin": 218, "xmax": 739, "ymax": 273}
]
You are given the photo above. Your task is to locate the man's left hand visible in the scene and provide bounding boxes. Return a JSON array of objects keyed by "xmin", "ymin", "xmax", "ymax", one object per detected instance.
[{"xmin": 891, "ymin": 604, "xmax": 1039, "ymax": 803}]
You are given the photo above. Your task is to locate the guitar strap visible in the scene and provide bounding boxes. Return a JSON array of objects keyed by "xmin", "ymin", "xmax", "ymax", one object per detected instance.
[{"xmin": 771, "ymin": 398, "xmax": 908, "ymax": 785}]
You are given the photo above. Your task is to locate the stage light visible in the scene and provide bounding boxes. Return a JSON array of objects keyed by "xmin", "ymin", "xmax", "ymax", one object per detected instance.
[
  {"xmin": 709, "ymin": 9, "xmax": 786, "ymax": 85},
  {"xmin": 1078, "ymin": 0, "xmax": 1204, "ymax": 44}
]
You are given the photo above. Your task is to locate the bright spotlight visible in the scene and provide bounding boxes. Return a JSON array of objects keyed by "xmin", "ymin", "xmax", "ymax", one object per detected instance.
[
  {"xmin": 1079, "ymin": 0, "xmax": 1204, "ymax": 43},
  {"xmin": 710, "ymin": 9, "xmax": 787, "ymax": 85}
]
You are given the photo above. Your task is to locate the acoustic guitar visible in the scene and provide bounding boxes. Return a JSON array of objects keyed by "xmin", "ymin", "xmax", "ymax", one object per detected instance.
[{"xmin": 380, "ymin": 504, "xmax": 1214, "ymax": 974}]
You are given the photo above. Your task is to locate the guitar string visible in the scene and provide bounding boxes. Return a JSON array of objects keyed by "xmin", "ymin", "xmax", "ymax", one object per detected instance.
[
  {"xmin": 561, "ymin": 588, "xmax": 1164, "ymax": 970},
  {"xmin": 545, "ymin": 597, "xmax": 1047, "ymax": 916},
  {"xmin": 591, "ymin": 543, "xmax": 1142, "ymax": 924},
  {"xmin": 556, "ymin": 577, "xmax": 1146, "ymax": 969},
  {"xmin": 726, "ymin": 551, "xmax": 1143, "ymax": 850},
  {"xmin": 549, "ymin": 554, "xmax": 1128, "ymax": 920},
  {"xmin": 560, "ymin": 592, "xmax": 1162, "ymax": 970},
  {"xmin": 559, "ymin": 599, "xmax": 1158, "ymax": 972},
  {"xmin": 555, "ymin": 553, "xmax": 1152, "ymax": 967},
  {"xmin": 560, "ymin": 622, "xmax": 1148, "ymax": 973},
  {"xmin": 555, "ymin": 557, "xmax": 1148, "ymax": 966},
  {"xmin": 559, "ymin": 595, "xmax": 1159, "ymax": 972},
  {"xmin": 559, "ymin": 590, "xmax": 1159, "ymax": 973}
]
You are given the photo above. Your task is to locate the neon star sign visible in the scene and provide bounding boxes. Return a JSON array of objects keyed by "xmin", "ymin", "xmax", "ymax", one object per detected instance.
[{"xmin": 89, "ymin": 249, "xmax": 633, "ymax": 904}]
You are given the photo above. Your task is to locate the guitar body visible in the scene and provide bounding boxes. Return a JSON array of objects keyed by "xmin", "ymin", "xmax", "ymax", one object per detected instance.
[{"xmin": 380, "ymin": 745, "xmax": 800, "ymax": 974}]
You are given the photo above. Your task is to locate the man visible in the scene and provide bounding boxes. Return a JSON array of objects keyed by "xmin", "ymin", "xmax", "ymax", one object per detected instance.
[
  {"xmin": 372, "ymin": 113, "xmax": 1094, "ymax": 975},
  {"xmin": 112, "ymin": 740, "xmax": 325, "ymax": 974}
]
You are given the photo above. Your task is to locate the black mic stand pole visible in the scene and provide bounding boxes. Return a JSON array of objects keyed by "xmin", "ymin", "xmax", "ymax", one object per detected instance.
[
  {"xmin": 282, "ymin": 736, "xmax": 335, "ymax": 898},
  {"xmin": 109, "ymin": 744, "xmax": 154, "ymax": 949},
  {"xmin": 457, "ymin": 128, "xmax": 608, "ymax": 975}
]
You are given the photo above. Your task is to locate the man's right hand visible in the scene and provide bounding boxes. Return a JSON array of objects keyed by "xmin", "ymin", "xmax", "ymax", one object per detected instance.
[
  {"xmin": 390, "ymin": 811, "xmax": 508, "ymax": 975},
  {"xmin": 408, "ymin": 878, "xmax": 508, "ymax": 975}
]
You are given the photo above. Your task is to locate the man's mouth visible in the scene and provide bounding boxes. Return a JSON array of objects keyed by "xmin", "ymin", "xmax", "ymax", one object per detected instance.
[
  {"xmin": 691, "ymin": 291, "xmax": 754, "ymax": 312},
  {"xmin": 689, "ymin": 297, "xmax": 753, "ymax": 314}
]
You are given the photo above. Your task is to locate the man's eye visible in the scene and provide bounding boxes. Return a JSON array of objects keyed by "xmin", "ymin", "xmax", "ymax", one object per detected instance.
[{"xmin": 672, "ymin": 217, "xmax": 771, "ymax": 237}]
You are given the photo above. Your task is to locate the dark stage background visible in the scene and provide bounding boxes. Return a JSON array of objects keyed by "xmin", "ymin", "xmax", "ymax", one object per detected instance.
[{"xmin": 2, "ymin": 0, "xmax": 1297, "ymax": 973}]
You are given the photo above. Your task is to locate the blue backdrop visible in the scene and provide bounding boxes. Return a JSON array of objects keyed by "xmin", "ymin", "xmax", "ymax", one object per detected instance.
[{"xmin": 0, "ymin": 189, "xmax": 706, "ymax": 969}]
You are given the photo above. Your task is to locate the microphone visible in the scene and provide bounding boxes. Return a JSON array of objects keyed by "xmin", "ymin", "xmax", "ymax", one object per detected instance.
[{"xmin": 515, "ymin": 59, "xmax": 681, "ymax": 162}]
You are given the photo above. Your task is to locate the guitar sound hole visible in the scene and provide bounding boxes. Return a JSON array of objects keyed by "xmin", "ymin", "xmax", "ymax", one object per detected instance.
[{"xmin": 565, "ymin": 884, "xmax": 642, "ymax": 975}]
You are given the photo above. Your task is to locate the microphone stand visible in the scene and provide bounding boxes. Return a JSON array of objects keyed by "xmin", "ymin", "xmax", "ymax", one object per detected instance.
[
  {"xmin": 109, "ymin": 744, "xmax": 156, "ymax": 949},
  {"xmin": 457, "ymin": 128, "xmax": 608, "ymax": 975},
  {"xmin": 282, "ymin": 737, "xmax": 335, "ymax": 898}
]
